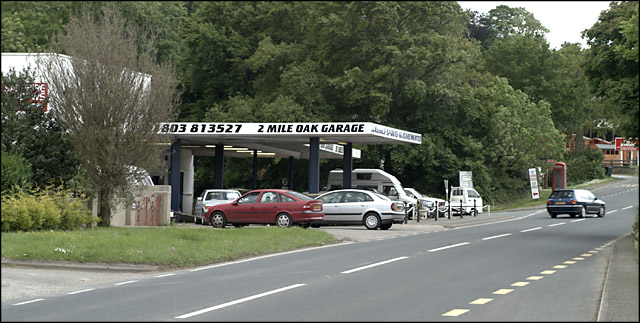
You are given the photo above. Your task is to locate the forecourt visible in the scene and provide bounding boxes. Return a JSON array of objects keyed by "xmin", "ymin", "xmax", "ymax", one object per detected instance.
[{"xmin": 158, "ymin": 122, "xmax": 422, "ymax": 215}]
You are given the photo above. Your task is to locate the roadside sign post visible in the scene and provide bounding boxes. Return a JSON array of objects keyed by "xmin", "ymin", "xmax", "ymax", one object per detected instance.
[
  {"xmin": 529, "ymin": 168, "xmax": 540, "ymax": 199},
  {"xmin": 444, "ymin": 180, "xmax": 449, "ymax": 220}
]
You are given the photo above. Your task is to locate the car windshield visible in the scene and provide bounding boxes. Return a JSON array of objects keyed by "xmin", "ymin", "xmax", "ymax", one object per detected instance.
[
  {"xmin": 285, "ymin": 191, "xmax": 312, "ymax": 201},
  {"xmin": 206, "ymin": 191, "xmax": 240, "ymax": 200},
  {"xmin": 406, "ymin": 189, "xmax": 422, "ymax": 198}
]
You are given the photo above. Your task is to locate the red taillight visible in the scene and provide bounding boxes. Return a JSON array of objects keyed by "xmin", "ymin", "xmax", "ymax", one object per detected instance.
[
  {"xmin": 569, "ymin": 200, "xmax": 577, "ymax": 205},
  {"xmin": 547, "ymin": 200, "xmax": 552, "ymax": 205},
  {"xmin": 391, "ymin": 202, "xmax": 403, "ymax": 212}
]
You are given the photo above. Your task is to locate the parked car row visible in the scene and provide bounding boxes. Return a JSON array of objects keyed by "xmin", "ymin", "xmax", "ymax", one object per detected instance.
[
  {"xmin": 199, "ymin": 188, "xmax": 408, "ymax": 230},
  {"xmin": 404, "ymin": 188, "xmax": 447, "ymax": 218},
  {"xmin": 193, "ymin": 185, "xmax": 606, "ymax": 229}
]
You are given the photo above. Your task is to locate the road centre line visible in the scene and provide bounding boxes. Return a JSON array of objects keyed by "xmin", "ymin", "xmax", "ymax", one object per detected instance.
[
  {"xmin": 571, "ymin": 219, "xmax": 586, "ymax": 222},
  {"xmin": 174, "ymin": 284, "xmax": 305, "ymax": 319},
  {"xmin": 67, "ymin": 288, "xmax": 95, "ymax": 295},
  {"xmin": 609, "ymin": 210, "xmax": 618, "ymax": 214},
  {"xmin": 155, "ymin": 273, "xmax": 175, "ymax": 278},
  {"xmin": 622, "ymin": 206, "xmax": 633, "ymax": 210},
  {"xmin": 482, "ymin": 233, "xmax": 512, "ymax": 241},
  {"xmin": 428, "ymin": 242, "xmax": 470, "ymax": 252},
  {"xmin": 521, "ymin": 227, "xmax": 542, "ymax": 232},
  {"xmin": 341, "ymin": 257, "xmax": 408, "ymax": 274},
  {"xmin": 548, "ymin": 222, "xmax": 565, "ymax": 227},
  {"xmin": 114, "ymin": 280, "xmax": 138, "ymax": 286},
  {"xmin": 13, "ymin": 299, "xmax": 44, "ymax": 306}
]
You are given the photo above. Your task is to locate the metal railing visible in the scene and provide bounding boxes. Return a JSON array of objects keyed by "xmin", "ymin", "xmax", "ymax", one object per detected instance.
[
  {"xmin": 602, "ymin": 159, "xmax": 638, "ymax": 167},
  {"xmin": 413, "ymin": 201, "xmax": 491, "ymax": 222}
]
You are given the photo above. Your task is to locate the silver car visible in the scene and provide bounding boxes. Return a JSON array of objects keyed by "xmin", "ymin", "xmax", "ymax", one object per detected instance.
[
  {"xmin": 195, "ymin": 189, "xmax": 242, "ymax": 224},
  {"xmin": 313, "ymin": 189, "xmax": 405, "ymax": 230},
  {"xmin": 405, "ymin": 188, "xmax": 447, "ymax": 218}
]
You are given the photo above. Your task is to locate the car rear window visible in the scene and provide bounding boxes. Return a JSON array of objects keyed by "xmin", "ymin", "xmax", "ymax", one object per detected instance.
[
  {"xmin": 550, "ymin": 190, "xmax": 574, "ymax": 198},
  {"xmin": 283, "ymin": 191, "xmax": 312, "ymax": 201}
]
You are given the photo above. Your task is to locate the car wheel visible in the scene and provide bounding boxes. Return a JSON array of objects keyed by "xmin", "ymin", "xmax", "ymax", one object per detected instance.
[
  {"xmin": 549, "ymin": 213, "xmax": 557, "ymax": 218},
  {"xmin": 380, "ymin": 223, "xmax": 392, "ymax": 230},
  {"xmin": 364, "ymin": 213, "xmax": 381, "ymax": 230},
  {"xmin": 276, "ymin": 213, "xmax": 293, "ymax": 228},
  {"xmin": 580, "ymin": 206, "xmax": 587, "ymax": 218},
  {"xmin": 598, "ymin": 206, "xmax": 606, "ymax": 217},
  {"xmin": 210, "ymin": 211, "xmax": 226, "ymax": 228}
]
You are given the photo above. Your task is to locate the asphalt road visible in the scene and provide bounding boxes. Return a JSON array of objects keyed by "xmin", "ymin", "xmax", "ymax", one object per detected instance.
[{"xmin": 1, "ymin": 176, "xmax": 637, "ymax": 321}]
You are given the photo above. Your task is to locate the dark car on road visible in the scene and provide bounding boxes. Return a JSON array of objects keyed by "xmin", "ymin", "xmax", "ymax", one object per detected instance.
[
  {"xmin": 546, "ymin": 189, "xmax": 605, "ymax": 218},
  {"xmin": 204, "ymin": 189, "xmax": 324, "ymax": 228}
]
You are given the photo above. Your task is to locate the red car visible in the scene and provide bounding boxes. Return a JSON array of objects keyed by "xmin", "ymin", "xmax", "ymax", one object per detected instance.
[{"xmin": 204, "ymin": 189, "xmax": 324, "ymax": 228}]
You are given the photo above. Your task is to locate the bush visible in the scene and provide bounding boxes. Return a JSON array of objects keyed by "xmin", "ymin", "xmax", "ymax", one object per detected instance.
[
  {"xmin": 51, "ymin": 190, "xmax": 95, "ymax": 230},
  {"xmin": 1, "ymin": 188, "xmax": 95, "ymax": 232},
  {"xmin": 565, "ymin": 147, "xmax": 606, "ymax": 185},
  {"xmin": 1, "ymin": 152, "xmax": 32, "ymax": 194}
]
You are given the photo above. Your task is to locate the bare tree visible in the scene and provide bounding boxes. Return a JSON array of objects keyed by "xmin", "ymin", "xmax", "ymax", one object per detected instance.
[{"xmin": 38, "ymin": 4, "xmax": 179, "ymax": 226}]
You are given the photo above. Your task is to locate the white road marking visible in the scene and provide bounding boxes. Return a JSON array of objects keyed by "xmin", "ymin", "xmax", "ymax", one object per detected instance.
[
  {"xmin": 67, "ymin": 288, "xmax": 95, "ymax": 295},
  {"xmin": 13, "ymin": 299, "xmax": 44, "ymax": 306},
  {"xmin": 114, "ymin": 280, "xmax": 137, "ymax": 286},
  {"xmin": 428, "ymin": 242, "xmax": 470, "ymax": 252},
  {"xmin": 175, "ymin": 284, "xmax": 305, "ymax": 319},
  {"xmin": 341, "ymin": 257, "xmax": 408, "ymax": 274},
  {"xmin": 482, "ymin": 233, "xmax": 512, "ymax": 241},
  {"xmin": 155, "ymin": 273, "xmax": 175, "ymax": 278},
  {"xmin": 548, "ymin": 222, "xmax": 565, "ymax": 227},
  {"xmin": 520, "ymin": 227, "xmax": 542, "ymax": 232}
]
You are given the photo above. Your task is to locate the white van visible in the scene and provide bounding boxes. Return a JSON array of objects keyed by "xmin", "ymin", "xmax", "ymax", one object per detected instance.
[
  {"xmin": 327, "ymin": 168, "xmax": 417, "ymax": 219},
  {"xmin": 449, "ymin": 186, "xmax": 483, "ymax": 215}
]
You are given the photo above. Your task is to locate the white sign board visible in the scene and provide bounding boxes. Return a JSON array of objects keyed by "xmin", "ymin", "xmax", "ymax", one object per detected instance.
[
  {"xmin": 459, "ymin": 171, "xmax": 472, "ymax": 188},
  {"xmin": 529, "ymin": 168, "xmax": 540, "ymax": 199},
  {"xmin": 158, "ymin": 122, "xmax": 422, "ymax": 144}
]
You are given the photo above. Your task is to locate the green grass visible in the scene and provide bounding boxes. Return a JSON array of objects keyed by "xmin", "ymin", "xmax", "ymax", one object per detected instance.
[{"xmin": 1, "ymin": 226, "xmax": 337, "ymax": 269}]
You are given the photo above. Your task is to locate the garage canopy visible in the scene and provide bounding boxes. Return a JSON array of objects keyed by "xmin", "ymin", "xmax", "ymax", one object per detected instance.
[
  {"xmin": 159, "ymin": 122, "xmax": 422, "ymax": 212},
  {"xmin": 160, "ymin": 122, "xmax": 421, "ymax": 158}
]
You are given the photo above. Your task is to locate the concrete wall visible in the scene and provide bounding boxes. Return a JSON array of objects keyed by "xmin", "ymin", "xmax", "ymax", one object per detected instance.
[{"xmin": 93, "ymin": 185, "xmax": 172, "ymax": 227}]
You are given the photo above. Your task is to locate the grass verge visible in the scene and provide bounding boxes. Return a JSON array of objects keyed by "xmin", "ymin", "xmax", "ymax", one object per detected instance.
[{"xmin": 1, "ymin": 226, "xmax": 337, "ymax": 269}]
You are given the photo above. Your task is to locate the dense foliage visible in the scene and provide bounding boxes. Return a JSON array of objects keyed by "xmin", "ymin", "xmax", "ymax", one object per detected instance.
[
  {"xmin": 2, "ymin": 1, "xmax": 637, "ymax": 207},
  {"xmin": 1, "ymin": 69, "xmax": 79, "ymax": 190}
]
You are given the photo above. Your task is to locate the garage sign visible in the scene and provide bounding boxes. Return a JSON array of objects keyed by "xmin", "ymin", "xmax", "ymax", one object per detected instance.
[{"xmin": 529, "ymin": 168, "xmax": 539, "ymax": 199}]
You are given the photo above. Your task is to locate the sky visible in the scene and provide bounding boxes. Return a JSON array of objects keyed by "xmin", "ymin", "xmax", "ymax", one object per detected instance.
[{"xmin": 457, "ymin": 1, "xmax": 612, "ymax": 49}]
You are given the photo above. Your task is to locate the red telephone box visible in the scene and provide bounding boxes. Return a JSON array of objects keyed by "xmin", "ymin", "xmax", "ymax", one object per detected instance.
[{"xmin": 552, "ymin": 162, "xmax": 566, "ymax": 190}]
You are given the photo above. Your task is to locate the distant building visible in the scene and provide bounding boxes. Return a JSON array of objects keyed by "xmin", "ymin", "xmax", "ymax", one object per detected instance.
[{"xmin": 566, "ymin": 134, "xmax": 638, "ymax": 167}]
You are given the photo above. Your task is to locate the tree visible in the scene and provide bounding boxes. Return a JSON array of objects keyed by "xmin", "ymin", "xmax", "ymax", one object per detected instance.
[
  {"xmin": 470, "ymin": 4, "xmax": 549, "ymax": 49},
  {"xmin": 1, "ymin": 68, "xmax": 79, "ymax": 189},
  {"xmin": 38, "ymin": 4, "xmax": 179, "ymax": 227},
  {"xmin": 582, "ymin": 1, "xmax": 639, "ymax": 138}
]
